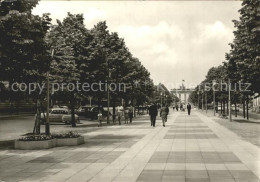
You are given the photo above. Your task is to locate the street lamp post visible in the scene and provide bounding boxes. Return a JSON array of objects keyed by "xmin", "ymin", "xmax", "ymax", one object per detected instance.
[
  {"xmin": 160, "ymin": 92, "xmax": 162, "ymax": 108},
  {"xmin": 205, "ymin": 91, "xmax": 207, "ymax": 113},
  {"xmin": 46, "ymin": 71, "xmax": 50, "ymax": 135},
  {"xmin": 88, "ymin": 96, "xmax": 92, "ymax": 107},
  {"xmin": 197, "ymin": 91, "xmax": 200, "ymax": 110},
  {"xmin": 201, "ymin": 90, "xmax": 204, "ymax": 111},
  {"xmin": 107, "ymin": 70, "xmax": 111, "ymax": 124},
  {"xmin": 228, "ymin": 79, "xmax": 232, "ymax": 121},
  {"xmin": 46, "ymin": 48, "xmax": 54, "ymax": 135},
  {"xmin": 213, "ymin": 80, "xmax": 216, "ymax": 116},
  {"xmin": 45, "ymin": 48, "xmax": 54, "ymax": 135}
]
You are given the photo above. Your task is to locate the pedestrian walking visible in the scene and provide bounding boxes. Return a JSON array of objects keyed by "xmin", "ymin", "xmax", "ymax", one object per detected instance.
[
  {"xmin": 180, "ymin": 104, "xmax": 183, "ymax": 111},
  {"xmin": 98, "ymin": 110, "xmax": 103, "ymax": 127},
  {"xmin": 165, "ymin": 105, "xmax": 169, "ymax": 122},
  {"xmin": 176, "ymin": 104, "xmax": 179, "ymax": 111},
  {"xmin": 124, "ymin": 108, "xmax": 129, "ymax": 124},
  {"xmin": 128, "ymin": 105, "xmax": 134, "ymax": 123},
  {"xmin": 187, "ymin": 103, "xmax": 192, "ymax": 115},
  {"xmin": 148, "ymin": 105, "xmax": 153, "ymax": 126},
  {"xmin": 117, "ymin": 106, "xmax": 123, "ymax": 125},
  {"xmin": 172, "ymin": 105, "xmax": 175, "ymax": 111},
  {"xmin": 160, "ymin": 104, "xmax": 167, "ymax": 127},
  {"xmin": 149, "ymin": 103, "xmax": 158, "ymax": 127}
]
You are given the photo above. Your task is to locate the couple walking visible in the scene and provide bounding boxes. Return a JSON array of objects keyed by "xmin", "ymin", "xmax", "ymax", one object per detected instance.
[
  {"xmin": 116, "ymin": 105, "xmax": 134, "ymax": 125},
  {"xmin": 148, "ymin": 103, "xmax": 169, "ymax": 127}
]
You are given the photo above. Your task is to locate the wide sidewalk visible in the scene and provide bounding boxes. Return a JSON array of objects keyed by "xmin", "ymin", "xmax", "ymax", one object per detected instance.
[{"xmin": 0, "ymin": 111, "xmax": 259, "ymax": 182}]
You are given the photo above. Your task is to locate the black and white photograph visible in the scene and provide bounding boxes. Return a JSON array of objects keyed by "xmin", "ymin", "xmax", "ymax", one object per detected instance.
[{"xmin": 0, "ymin": 0, "xmax": 259, "ymax": 181}]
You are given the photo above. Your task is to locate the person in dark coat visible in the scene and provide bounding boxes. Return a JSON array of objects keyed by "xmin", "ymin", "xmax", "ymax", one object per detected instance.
[
  {"xmin": 128, "ymin": 105, "xmax": 134, "ymax": 123},
  {"xmin": 148, "ymin": 105, "xmax": 153, "ymax": 126},
  {"xmin": 149, "ymin": 103, "xmax": 158, "ymax": 127},
  {"xmin": 187, "ymin": 103, "xmax": 191, "ymax": 115},
  {"xmin": 176, "ymin": 104, "xmax": 179, "ymax": 111}
]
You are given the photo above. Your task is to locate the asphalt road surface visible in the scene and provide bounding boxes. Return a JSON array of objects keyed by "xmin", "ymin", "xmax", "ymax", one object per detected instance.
[{"xmin": 0, "ymin": 115, "xmax": 98, "ymax": 141}]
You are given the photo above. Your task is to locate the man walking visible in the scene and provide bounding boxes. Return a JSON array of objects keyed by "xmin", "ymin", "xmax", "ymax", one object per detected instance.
[
  {"xmin": 187, "ymin": 103, "xmax": 191, "ymax": 115},
  {"xmin": 160, "ymin": 104, "xmax": 167, "ymax": 127},
  {"xmin": 149, "ymin": 103, "xmax": 158, "ymax": 127},
  {"xmin": 128, "ymin": 105, "xmax": 134, "ymax": 123},
  {"xmin": 148, "ymin": 105, "xmax": 153, "ymax": 126}
]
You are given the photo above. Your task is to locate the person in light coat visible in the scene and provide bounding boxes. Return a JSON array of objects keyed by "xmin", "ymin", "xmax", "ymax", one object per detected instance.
[{"xmin": 160, "ymin": 104, "xmax": 167, "ymax": 127}]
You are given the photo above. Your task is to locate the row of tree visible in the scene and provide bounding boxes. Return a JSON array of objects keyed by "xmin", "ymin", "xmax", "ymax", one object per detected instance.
[
  {"xmin": 189, "ymin": 0, "xmax": 260, "ymax": 119},
  {"xmin": 0, "ymin": 0, "xmax": 156, "ymax": 132}
]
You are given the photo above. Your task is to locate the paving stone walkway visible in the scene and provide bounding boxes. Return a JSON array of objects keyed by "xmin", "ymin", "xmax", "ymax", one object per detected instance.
[{"xmin": 0, "ymin": 111, "xmax": 259, "ymax": 182}]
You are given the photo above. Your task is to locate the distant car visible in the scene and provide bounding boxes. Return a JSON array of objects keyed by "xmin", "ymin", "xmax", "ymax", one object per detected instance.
[
  {"xmin": 51, "ymin": 105, "xmax": 60, "ymax": 108},
  {"xmin": 76, "ymin": 105, "xmax": 111, "ymax": 120},
  {"xmin": 40, "ymin": 108, "xmax": 80, "ymax": 124},
  {"xmin": 217, "ymin": 106, "xmax": 224, "ymax": 111},
  {"xmin": 89, "ymin": 107, "xmax": 109, "ymax": 120},
  {"xmin": 76, "ymin": 105, "xmax": 93, "ymax": 116},
  {"xmin": 60, "ymin": 106, "xmax": 69, "ymax": 110},
  {"xmin": 231, "ymin": 104, "xmax": 239, "ymax": 112}
]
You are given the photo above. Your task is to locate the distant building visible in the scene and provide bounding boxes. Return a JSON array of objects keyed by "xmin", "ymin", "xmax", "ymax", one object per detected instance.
[{"xmin": 171, "ymin": 85, "xmax": 194, "ymax": 104}]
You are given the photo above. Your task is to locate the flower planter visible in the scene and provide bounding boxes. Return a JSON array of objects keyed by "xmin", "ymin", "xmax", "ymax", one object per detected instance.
[
  {"xmin": 56, "ymin": 136, "xmax": 84, "ymax": 147},
  {"xmin": 15, "ymin": 139, "xmax": 57, "ymax": 150}
]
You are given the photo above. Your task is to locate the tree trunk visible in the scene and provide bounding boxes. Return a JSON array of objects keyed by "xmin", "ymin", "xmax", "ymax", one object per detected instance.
[
  {"xmin": 71, "ymin": 93, "xmax": 76, "ymax": 127},
  {"xmin": 112, "ymin": 99, "xmax": 116, "ymax": 124},
  {"xmin": 235, "ymin": 102, "xmax": 237, "ymax": 117},
  {"xmin": 98, "ymin": 97, "xmax": 101, "ymax": 111},
  {"xmin": 33, "ymin": 99, "xmax": 41, "ymax": 134},
  {"xmin": 243, "ymin": 96, "xmax": 246, "ymax": 118},
  {"xmin": 246, "ymin": 96, "xmax": 249, "ymax": 120},
  {"xmin": 223, "ymin": 100, "xmax": 226, "ymax": 114},
  {"xmin": 227, "ymin": 100, "xmax": 229, "ymax": 115},
  {"xmin": 221, "ymin": 101, "xmax": 223, "ymax": 114}
]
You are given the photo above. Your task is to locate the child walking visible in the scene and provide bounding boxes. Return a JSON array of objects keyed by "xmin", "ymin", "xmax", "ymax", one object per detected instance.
[{"xmin": 98, "ymin": 110, "xmax": 103, "ymax": 127}]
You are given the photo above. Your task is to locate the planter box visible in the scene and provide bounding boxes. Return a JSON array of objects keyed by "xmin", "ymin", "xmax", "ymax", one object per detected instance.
[
  {"xmin": 56, "ymin": 136, "xmax": 84, "ymax": 147},
  {"xmin": 15, "ymin": 139, "xmax": 56, "ymax": 150}
]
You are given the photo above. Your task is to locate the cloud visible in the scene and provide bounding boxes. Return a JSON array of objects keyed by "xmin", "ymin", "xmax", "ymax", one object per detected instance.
[
  {"xmin": 194, "ymin": 21, "xmax": 234, "ymax": 43},
  {"xmin": 84, "ymin": 8, "xmax": 106, "ymax": 22},
  {"xmin": 116, "ymin": 21, "xmax": 183, "ymax": 68}
]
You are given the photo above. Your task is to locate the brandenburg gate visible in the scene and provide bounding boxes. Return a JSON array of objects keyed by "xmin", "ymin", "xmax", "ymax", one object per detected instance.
[{"xmin": 171, "ymin": 87, "xmax": 194, "ymax": 104}]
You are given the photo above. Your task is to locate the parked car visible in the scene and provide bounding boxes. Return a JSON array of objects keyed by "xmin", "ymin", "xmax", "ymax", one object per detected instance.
[
  {"xmin": 75, "ymin": 105, "xmax": 93, "ymax": 116},
  {"xmin": 60, "ymin": 105, "xmax": 69, "ymax": 110},
  {"xmin": 51, "ymin": 105, "xmax": 60, "ymax": 109},
  {"xmin": 40, "ymin": 108, "xmax": 80, "ymax": 124},
  {"xmin": 76, "ymin": 105, "xmax": 111, "ymax": 120},
  {"xmin": 89, "ymin": 107, "xmax": 111, "ymax": 120}
]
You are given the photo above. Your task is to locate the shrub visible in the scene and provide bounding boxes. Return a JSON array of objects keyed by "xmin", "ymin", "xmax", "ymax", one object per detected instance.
[
  {"xmin": 18, "ymin": 135, "xmax": 53, "ymax": 141},
  {"xmin": 52, "ymin": 131, "xmax": 81, "ymax": 139}
]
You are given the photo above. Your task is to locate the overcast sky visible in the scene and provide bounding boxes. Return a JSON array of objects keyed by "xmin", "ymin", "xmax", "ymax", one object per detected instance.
[{"xmin": 33, "ymin": 1, "xmax": 242, "ymax": 89}]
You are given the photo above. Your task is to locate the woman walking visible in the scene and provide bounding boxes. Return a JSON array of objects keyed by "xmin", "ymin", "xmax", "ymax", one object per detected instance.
[
  {"xmin": 124, "ymin": 107, "xmax": 129, "ymax": 124},
  {"xmin": 160, "ymin": 104, "xmax": 167, "ymax": 127}
]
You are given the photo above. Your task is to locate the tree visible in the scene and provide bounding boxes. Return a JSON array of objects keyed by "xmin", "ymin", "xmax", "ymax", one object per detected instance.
[
  {"xmin": 224, "ymin": 0, "xmax": 260, "ymax": 119},
  {"xmin": 0, "ymin": 0, "xmax": 52, "ymax": 134},
  {"xmin": 47, "ymin": 13, "xmax": 87, "ymax": 127},
  {"xmin": 226, "ymin": 0, "xmax": 260, "ymax": 94}
]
